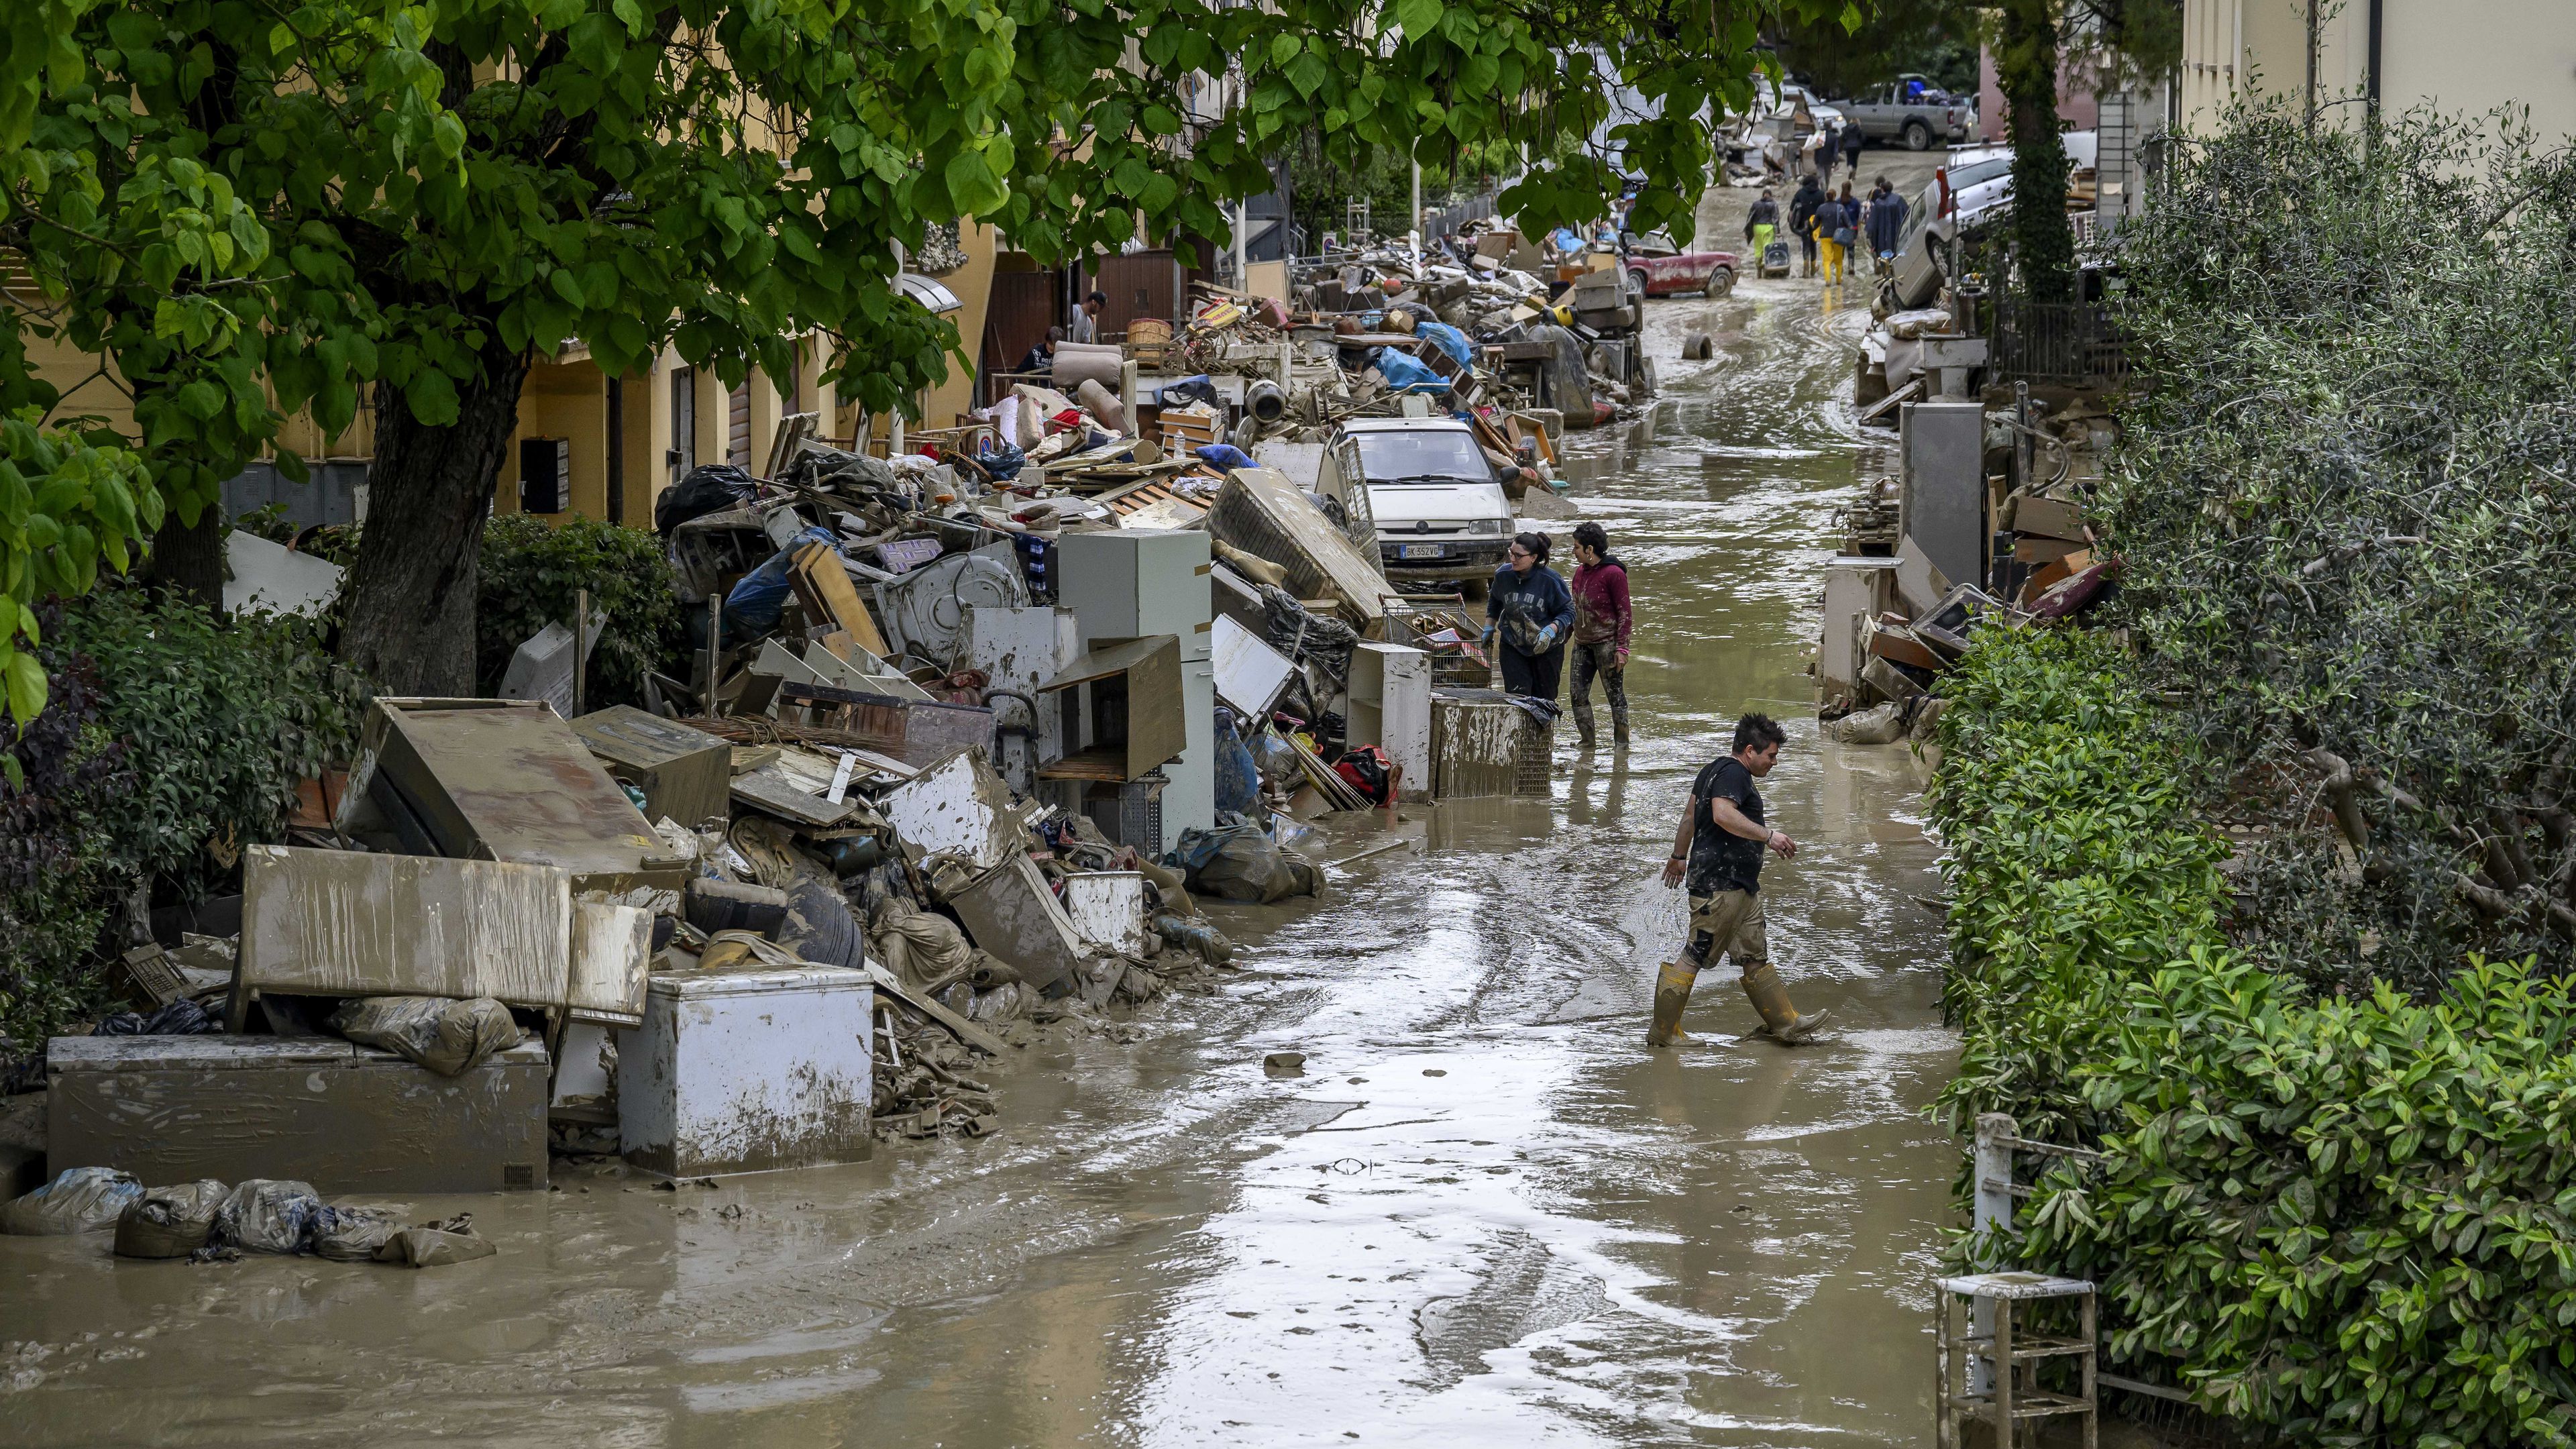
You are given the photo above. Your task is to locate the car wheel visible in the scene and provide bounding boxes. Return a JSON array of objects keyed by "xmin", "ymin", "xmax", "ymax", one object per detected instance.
[
  {"xmin": 1902, "ymin": 119, "xmax": 1932, "ymax": 152},
  {"xmin": 1703, "ymin": 266, "xmax": 1735, "ymax": 299},
  {"xmin": 1321, "ymin": 496, "xmax": 1348, "ymax": 529},
  {"xmin": 1627, "ymin": 269, "xmax": 1650, "ymax": 300}
]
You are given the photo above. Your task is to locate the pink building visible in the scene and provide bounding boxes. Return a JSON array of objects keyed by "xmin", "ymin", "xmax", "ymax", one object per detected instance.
[{"xmin": 1977, "ymin": 47, "xmax": 2102, "ymax": 142}]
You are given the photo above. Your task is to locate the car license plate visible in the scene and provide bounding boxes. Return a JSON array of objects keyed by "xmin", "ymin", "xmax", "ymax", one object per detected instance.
[{"xmin": 1399, "ymin": 543, "xmax": 1445, "ymax": 560}]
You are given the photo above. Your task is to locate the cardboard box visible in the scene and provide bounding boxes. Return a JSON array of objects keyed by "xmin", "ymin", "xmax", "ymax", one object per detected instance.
[{"xmin": 2009, "ymin": 494, "xmax": 2088, "ymax": 541}]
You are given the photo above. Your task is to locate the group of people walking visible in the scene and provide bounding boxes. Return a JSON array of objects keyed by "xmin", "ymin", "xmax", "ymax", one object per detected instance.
[
  {"xmin": 1478, "ymin": 530, "xmax": 1831, "ymax": 1051},
  {"xmin": 1745, "ymin": 172, "xmax": 1909, "ymax": 285}
]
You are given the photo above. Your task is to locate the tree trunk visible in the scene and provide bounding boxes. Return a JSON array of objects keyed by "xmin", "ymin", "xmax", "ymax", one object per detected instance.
[
  {"xmin": 140, "ymin": 505, "xmax": 225, "ymax": 614},
  {"xmin": 1998, "ymin": 0, "xmax": 2076, "ymax": 303},
  {"xmin": 337, "ymin": 345, "xmax": 530, "ymax": 694}
]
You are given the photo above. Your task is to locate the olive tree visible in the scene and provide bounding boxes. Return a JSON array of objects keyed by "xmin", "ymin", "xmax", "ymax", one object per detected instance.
[{"xmin": 2108, "ymin": 100, "xmax": 2576, "ymax": 991}]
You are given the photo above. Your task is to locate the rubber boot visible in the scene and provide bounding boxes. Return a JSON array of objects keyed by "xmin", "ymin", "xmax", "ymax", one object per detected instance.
[
  {"xmin": 1572, "ymin": 700, "xmax": 1597, "ymax": 751},
  {"xmin": 1646, "ymin": 959, "xmax": 1698, "ymax": 1048},
  {"xmin": 1740, "ymin": 961, "xmax": 1829, "ymax": 1043},
  {"xmin": 1611, "ymin": 704, "xmax": 1630, "ymax": 747}
]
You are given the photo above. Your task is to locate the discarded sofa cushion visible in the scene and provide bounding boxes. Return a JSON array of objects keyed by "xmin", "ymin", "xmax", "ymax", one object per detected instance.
[
  {"xmin": 113, "ymin": 1179, "xmax": 229, "ymax": 1259},
  {"xmin": 868, "ymin": 897, "xmax": 979, "ymax": 989},
  {"xmin": 2, "ymin": 1167, "xmax": 145, "ymax": 1236},
  {"xmin": 329, "ymin": 996, "xmax": 523, "ymax": 1077}
]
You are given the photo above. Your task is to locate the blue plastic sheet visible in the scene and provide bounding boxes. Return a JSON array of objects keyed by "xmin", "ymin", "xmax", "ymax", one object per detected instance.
[
  {"xmin": 1412, "ymin": 320, "xmax": 1474, "ymax": 370},
  {"xmin": 723, "ymin": 525, "xmax": 837, "ymax": 637},
  {"xmin": 1195, "ymin": 443, "xmax": 1255, "ymax": 472},
  {"xmin": 1373, "ymin": 347, "xmax": 1449, "ymax": 394}
]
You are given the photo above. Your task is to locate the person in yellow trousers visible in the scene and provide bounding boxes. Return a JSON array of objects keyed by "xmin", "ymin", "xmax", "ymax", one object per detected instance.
[
  {"xmin": 1648, "ymin": 712, "xmax": 1831, "ymax": 1047},
  {"xmin": 1811, "ymin": 191, "xmax": 1848, "ymax": 285}
]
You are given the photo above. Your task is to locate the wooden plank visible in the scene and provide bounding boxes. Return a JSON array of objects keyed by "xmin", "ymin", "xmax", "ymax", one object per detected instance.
[
  {"xmin": 863, "ymin": 964, "xmax": 1009, "ymax": 1057},
  {"xmin": 791, "ymin": 543, "xmax": 892, "ymax": 657}
]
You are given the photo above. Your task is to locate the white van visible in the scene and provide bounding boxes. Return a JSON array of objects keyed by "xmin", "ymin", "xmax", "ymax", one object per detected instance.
[{"xmin": 1314, "ymin": 418, "xmax": 1516, "ymax": 584}]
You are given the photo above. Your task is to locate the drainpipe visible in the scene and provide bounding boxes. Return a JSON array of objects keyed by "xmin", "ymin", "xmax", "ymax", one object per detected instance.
[{"xmin": 2366, "ymin": 0, "xmax": 2384, "ymax": 117}]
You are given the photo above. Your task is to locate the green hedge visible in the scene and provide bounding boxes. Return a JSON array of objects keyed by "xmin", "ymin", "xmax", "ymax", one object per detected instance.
[
  {"xmin": 477, "ymin": 514, "xmax": 684, "ymax": 712},
  {"xmin": 1932, "ymin": 629, "xmax": 2576, "ymax": 1448},
  {"xmin": 0, "ymin": 588, "xmax": 366, "ymax": 1047}
]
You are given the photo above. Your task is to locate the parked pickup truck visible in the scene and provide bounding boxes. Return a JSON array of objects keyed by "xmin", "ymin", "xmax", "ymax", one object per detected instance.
[{"xmin": 1835, "ymin": 78, "xmax": 1973, "ymax": 152}]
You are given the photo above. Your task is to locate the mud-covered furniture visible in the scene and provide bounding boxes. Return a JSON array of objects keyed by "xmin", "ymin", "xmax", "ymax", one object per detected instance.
[{"xmin": 1934, "ymin": 1271, "xmax": 2097, "ymax": 1449}]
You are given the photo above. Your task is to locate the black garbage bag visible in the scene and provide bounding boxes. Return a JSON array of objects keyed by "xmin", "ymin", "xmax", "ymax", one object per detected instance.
[
  {"xmin": 91, "ymin": 998, "xmax": 220, "ymax": 1036},
  {"xmin": 653, "ymin": 463, "xmax": 756, "ymax": 536},
  {"xmin": 1255, "ymin": 584, "xmax": 1357, "ymax": 688},
  {"xmin": 1168, "ymin": 823, "xmax": 1322, "ymax": 905}
]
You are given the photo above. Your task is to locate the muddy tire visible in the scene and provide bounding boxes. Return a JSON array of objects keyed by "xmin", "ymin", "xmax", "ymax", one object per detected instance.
[
  {"xmin": 1321, "ymin": 496, "xmax": 1348, "ymax": 529},
  {"xmin": 1680, "ymin": 331, "xmax": 1715, "ymax": 360},
  {"xmin": 1902, "ymin": 119, "xmax": 1932, "ymax": 152},
  {"xmin": 1627, "ymin": 269, "xmax": 1650, "ymax": 301},
  {"xmin": 1703, "ymin": 266, "xmax": 1735, "ymax": 299}
]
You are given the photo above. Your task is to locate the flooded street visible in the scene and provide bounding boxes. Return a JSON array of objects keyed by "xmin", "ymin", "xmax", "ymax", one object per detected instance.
[{"xmin": 0, "ymin": 167, "xmax": 1959, "ymax": 1448}]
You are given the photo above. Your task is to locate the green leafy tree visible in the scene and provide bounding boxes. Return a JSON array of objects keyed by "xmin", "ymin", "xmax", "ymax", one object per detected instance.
[
  {"xmin": 1988, "ymin": 0, "xmax": 2178, "ymax": 301},
  {"xmin": 1770, "ymin": 0, "xmax": 1980, "ymax": 103},
  {"xmin": 5, "ymin": 0, "xmax": 1848, "ymax": 711}
]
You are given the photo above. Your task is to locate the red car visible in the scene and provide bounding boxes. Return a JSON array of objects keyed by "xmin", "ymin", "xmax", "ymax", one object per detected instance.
[{"xmin": 1625, "ymin": 232, "xmax": 1739, "ymax": 298}]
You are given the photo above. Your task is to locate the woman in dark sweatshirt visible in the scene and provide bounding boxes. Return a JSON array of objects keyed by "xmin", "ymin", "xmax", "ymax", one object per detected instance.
[
  {"xmin": 1567, "ymin": 521, "xmax": 1632, "ymax": 748},
  {"xmin": 1485, "ymin": 531, "xmax": 1575, "ymax": 701}
]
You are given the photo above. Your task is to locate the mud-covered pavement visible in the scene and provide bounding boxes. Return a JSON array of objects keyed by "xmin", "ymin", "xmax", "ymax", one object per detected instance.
[{"xmin": 0, "ymin": 159, "xmax": 1960, "ymax": 1448}]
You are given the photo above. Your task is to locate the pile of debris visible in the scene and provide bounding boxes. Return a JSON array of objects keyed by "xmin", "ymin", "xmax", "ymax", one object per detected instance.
[
  {"xmin": 1817, "ymin": 397, "xmax": 2117, "ymax": 743},
  {"xmin": 1277, "ymin": 221, "xmax": 1656, "ymax": 431}
]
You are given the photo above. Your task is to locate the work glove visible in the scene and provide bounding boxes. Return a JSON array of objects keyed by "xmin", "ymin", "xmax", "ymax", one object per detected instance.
[
  {"xmin": 1533, "ymin": 623, "xmax": 1560, "ymax": 654},
  {"xmin": 1480, "ymin": 625, "xmax": 1497, "ymax": 647}
]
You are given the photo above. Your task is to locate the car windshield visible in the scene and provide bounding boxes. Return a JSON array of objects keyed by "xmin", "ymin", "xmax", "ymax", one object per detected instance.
[{"xmin": 1354, "ymin": 431, "xmax": 1489, "ymax": 482}]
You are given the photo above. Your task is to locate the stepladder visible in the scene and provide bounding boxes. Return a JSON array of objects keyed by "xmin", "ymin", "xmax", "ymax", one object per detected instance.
[{"xmin": 1935, "ymin": 1271, "xmax": 2098, "ymax": 1449}]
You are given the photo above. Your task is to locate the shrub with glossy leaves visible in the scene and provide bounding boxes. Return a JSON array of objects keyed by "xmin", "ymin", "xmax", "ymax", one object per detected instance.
[{"xmin": 1933, "ymin": 628, "xmax": 2576, "ymax": 1447}]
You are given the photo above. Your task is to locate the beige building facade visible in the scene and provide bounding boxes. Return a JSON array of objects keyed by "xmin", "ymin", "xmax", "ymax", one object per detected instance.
[
  {"xmin": 2181, "ymin": 0, "xmax": 2576, "ymax": 142},
  {"xmin": 13, "ymin": 218, "xmax": 1008, "ymax": 532}
]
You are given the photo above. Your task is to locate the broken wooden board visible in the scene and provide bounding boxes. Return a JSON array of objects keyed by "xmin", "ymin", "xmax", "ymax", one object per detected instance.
[
  {"xmin": 863, "ymin": 964, "xmax": 1009, "ymax": 1057},
  {"xmin": 730, "ymin": 748, "xmax": 863, "ymax": 828},
  {"xmin": 790, "ymin": 542, "xmax": 893, "ymax": 657}
]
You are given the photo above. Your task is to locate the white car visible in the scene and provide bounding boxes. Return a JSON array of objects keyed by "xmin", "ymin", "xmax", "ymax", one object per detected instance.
[{"xmin": 1315, "ymin": 419, "xmax": 1515, "ymax": 583}]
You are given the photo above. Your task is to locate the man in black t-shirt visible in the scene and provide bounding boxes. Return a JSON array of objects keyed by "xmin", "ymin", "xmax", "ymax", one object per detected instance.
[{"xmin": 1648, "ymin": 712, "xmax": 1830, "ymax": 1047}]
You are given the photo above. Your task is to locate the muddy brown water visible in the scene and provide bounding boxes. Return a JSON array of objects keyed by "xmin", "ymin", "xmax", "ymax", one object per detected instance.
[{"xmin": 0, "ymin": 162, "xmax": 1962, "ymax": 1448}]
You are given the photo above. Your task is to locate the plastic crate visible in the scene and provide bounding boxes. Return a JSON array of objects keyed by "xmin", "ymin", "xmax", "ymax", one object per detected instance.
[
  {"xmin": 1511, "ymin": 718, "xmax": 1553, "ymax": 796},
  {"xmin": 1085, "ymin": 771, "xmax": 1166, "ymax": 853}
]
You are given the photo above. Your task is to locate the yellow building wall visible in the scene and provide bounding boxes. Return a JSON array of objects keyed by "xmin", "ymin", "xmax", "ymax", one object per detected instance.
[{"xmin": 17, "ymin": 222, "xmax": 1006, "ymax": 527}]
